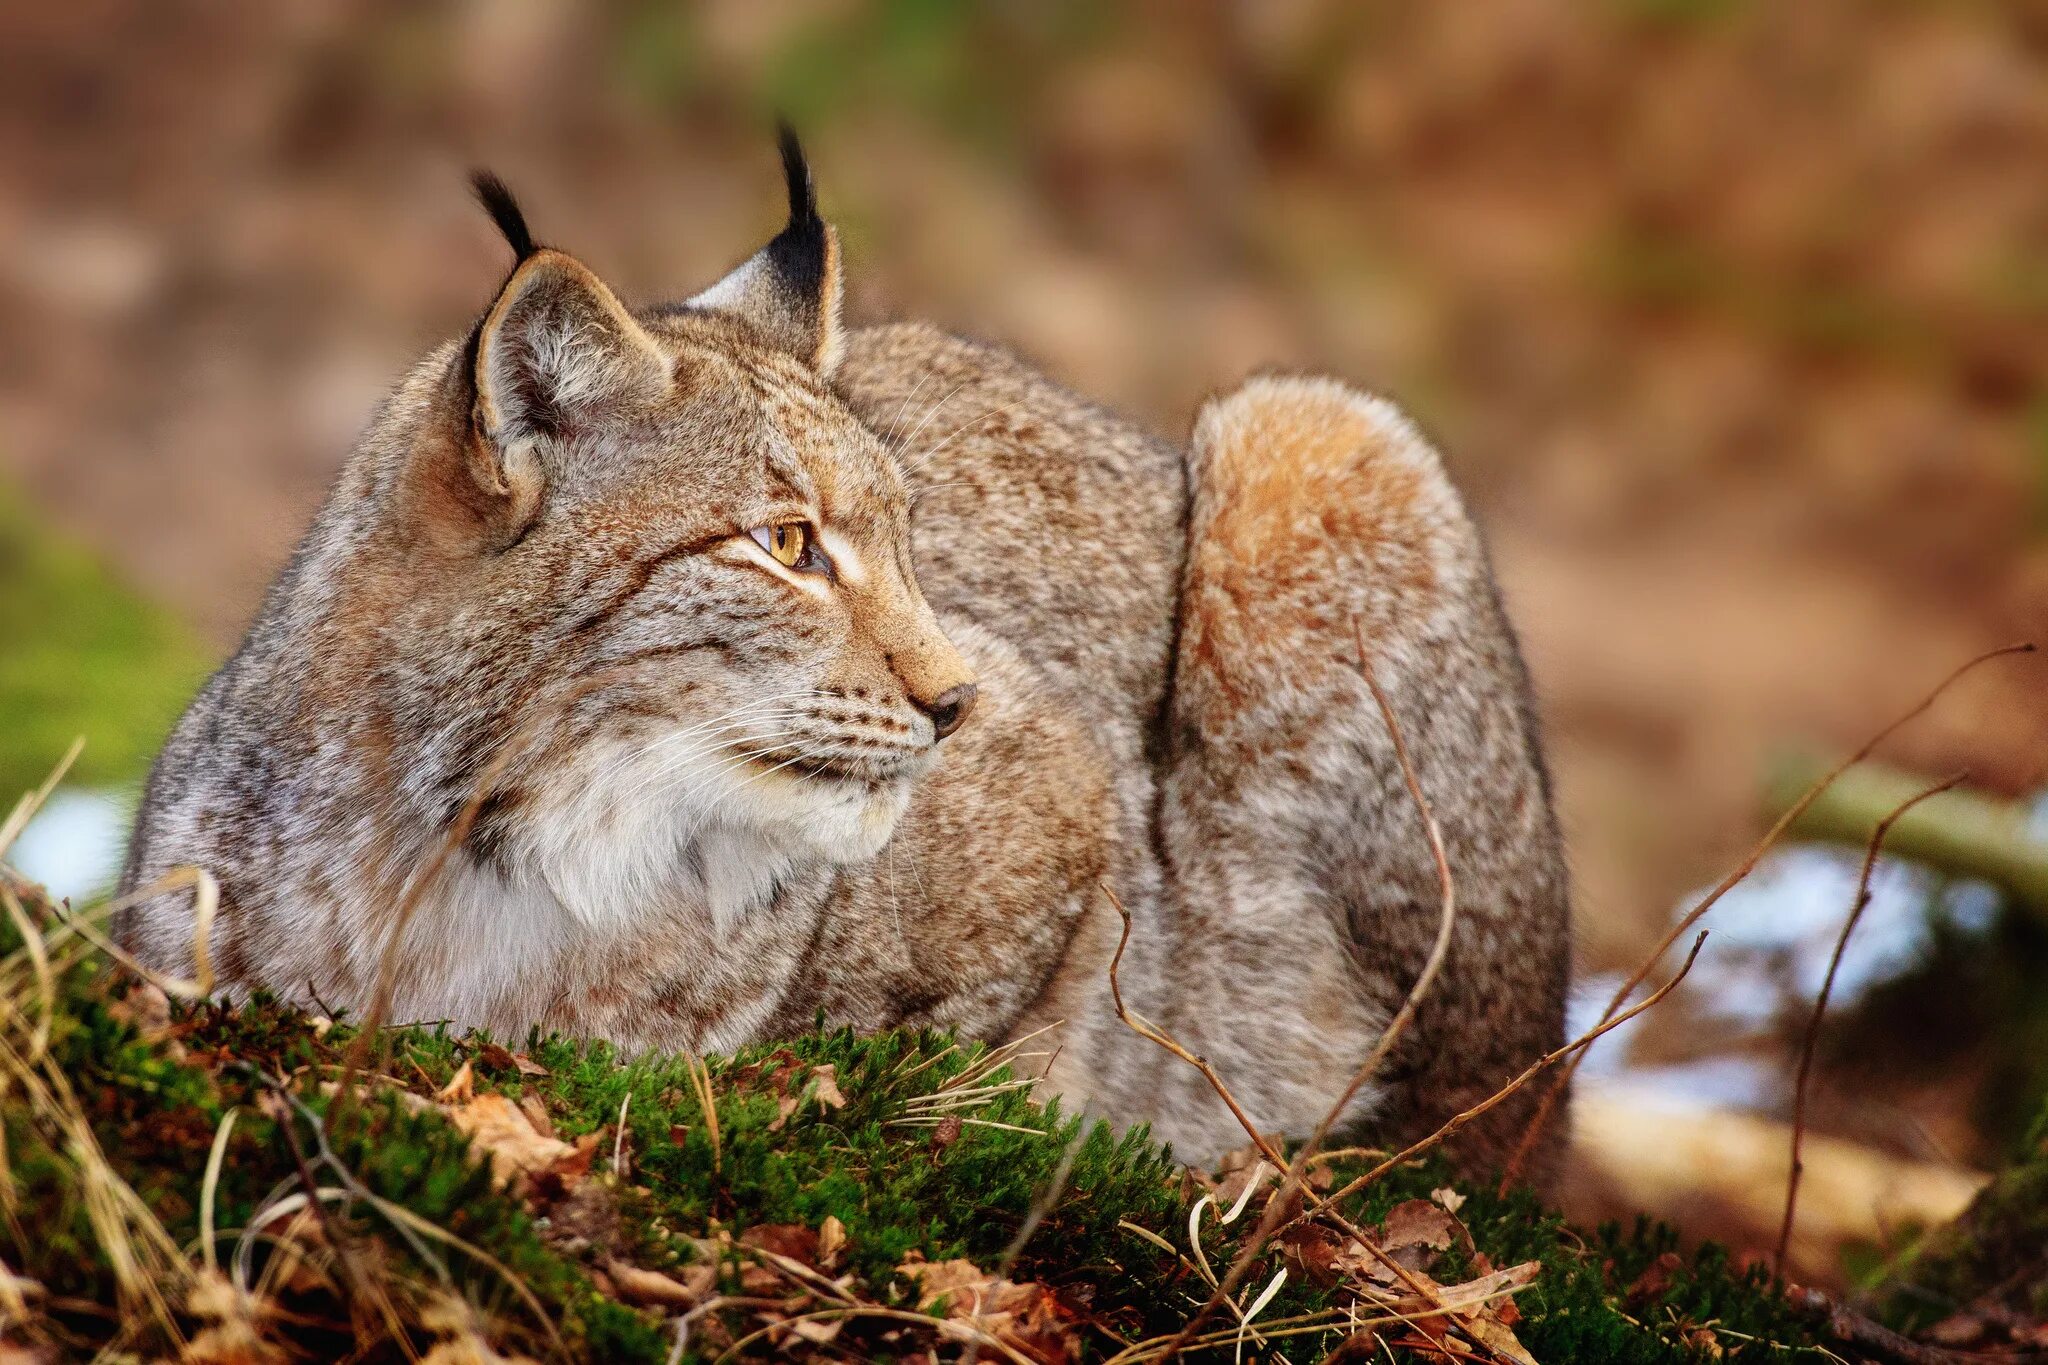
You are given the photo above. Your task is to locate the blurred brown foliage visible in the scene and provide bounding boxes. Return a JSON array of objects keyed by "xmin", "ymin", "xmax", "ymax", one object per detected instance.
[{"xmin": 0, "ymin": 0, "xmax": 2044, "ymax": 975}]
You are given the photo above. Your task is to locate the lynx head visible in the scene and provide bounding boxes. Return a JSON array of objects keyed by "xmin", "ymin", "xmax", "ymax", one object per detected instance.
[{"xmin": 374, "ymin": 130, "xmax": 975, "ymax": 927}]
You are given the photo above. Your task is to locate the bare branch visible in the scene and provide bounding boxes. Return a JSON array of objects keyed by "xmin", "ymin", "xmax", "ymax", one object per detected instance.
[
  {"xmin": 1152, "ymin": 625, "xmax": 1461, "ymax": 1360},
  {"xmin": 1500, "ymin": 639, "xmax": 2035, "ymax": 1190},
  {"xmin": 1103, "ymin": 884, "xmax": 1288, "ymax": 1172},
  {"xmin": 1327, "ymin": 930, "xmax": 1709, "ymax": 1211},
  {"xmin": 1774, "ymin": 771, "xmax": 1966, "ymax": 1282}
]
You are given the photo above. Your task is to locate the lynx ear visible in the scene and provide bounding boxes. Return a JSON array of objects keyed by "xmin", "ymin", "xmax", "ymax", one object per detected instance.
[
  {"xmin": 462, "ymin": 176, "xmax": 668, "ymax": 533},
  {"xmin": 686, "ymin": 125, "xmax": 844, "ymax": 377}
]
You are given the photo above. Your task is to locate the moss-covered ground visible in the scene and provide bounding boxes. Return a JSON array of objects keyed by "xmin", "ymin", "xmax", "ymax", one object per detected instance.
[{"xmin": 0, "ymin": 866, "xmax": 1878, "ymax": 1364}]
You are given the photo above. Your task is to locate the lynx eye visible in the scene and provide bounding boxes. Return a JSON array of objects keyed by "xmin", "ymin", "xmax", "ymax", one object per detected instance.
[{"xmin": 749, "ymin": 521, "xmax": 830, "ymax": 576}]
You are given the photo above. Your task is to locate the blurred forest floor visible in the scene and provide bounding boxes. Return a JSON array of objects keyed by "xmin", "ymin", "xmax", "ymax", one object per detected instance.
[{"xmin": 1, "ymin": 0, "xmax": 2045, "ymax": 1233}]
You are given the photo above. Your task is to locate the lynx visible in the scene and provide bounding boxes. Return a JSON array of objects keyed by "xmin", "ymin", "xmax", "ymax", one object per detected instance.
[{"xmin": 120, "ymin": 133, "xmax": 1570, "ymax": 1171}]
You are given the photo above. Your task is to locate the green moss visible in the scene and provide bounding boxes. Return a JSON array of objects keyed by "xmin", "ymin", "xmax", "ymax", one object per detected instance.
[
  {"xmin": 0, "ymin": 885, "xmax": 1858, "ymax": 1362},
  {"xmin": 1874, "ymin": 1092, "xmax": 2048, "ymax": 1334},
  {"xmin": 0, "ymin": 483, "xmax": 211, "ymax": 795}
]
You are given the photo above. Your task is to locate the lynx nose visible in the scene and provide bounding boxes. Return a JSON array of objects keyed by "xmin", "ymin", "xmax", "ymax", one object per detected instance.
[{"xmin": 918, "ymin": 683, "xmax": 978, "ymax": 742}]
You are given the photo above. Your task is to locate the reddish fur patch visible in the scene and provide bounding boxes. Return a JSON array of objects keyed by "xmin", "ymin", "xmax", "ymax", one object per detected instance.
[{"xmin": 1183, "ymin": 377, "xmax": 1457, "ymax": 724}]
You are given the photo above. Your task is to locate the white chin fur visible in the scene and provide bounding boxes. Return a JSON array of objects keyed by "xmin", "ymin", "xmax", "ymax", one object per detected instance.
[{"xmin": 518, "ymin": 734, "xmax": 917, "ymax": 933}]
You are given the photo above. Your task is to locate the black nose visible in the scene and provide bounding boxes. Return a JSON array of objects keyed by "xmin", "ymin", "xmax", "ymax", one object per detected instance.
[{"xmin": 920, "ymin": 683, "xmax": 978, "ymax": 741}]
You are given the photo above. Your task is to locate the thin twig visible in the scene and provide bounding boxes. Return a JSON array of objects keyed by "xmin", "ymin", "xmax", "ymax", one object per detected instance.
[
  {"xmin": 1499, "ymin": 639, "xmax": 2034, "ymax": 1190},
  {"xmin": 1156, "ymin": 627, "xmax": 1460, "ymax": 1361},
  {"xmin": 1106, "ymin": 883, "xmax": 1473, "ymax": 1362},
  {"xmin": 1324, "ymin": 931, "xmax": 1708, "ymax": 1211},
  {"xmin": 1774, "ymin": 771, "xmax": 1966, "ymax": 1282},
  {"xmin": 1102, "ymin": 884, "xmax": 1286, "ymax": 1172},
  {"xmin": 613, "ymin": 1091, "xmax": 634, "ymax": 1180},
  {"xmin": 1788, "ymin": 1286, "xmax": 2013, "ymax": 1365}
]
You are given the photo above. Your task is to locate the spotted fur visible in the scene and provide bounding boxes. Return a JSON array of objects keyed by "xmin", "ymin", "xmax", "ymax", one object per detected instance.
[{"xmin": 119, "ymin": 141, "xmax": 1569, "ymax": 1173}]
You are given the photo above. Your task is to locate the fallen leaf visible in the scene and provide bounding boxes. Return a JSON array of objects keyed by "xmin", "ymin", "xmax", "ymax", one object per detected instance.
[
  {"xmin": 787, "ymin": 1317, "xmax": 845, "ymax": 1346},
  {"xmin": 1431, "ymin": 1186, "xmax": 1466, "ymax": 1215},
  {"xmin": 1213, "ymin": 1158, "xmax": 1273, "ymax": 1212},
  {"xmin": 517, "ymin": 1094, "xmax": 555, "ymax": 1140},
  {"xmin": 741, "ymin": 1223, "xmax": 821, "ymax": 1269},
  {"xmin": 1682, "ymin": 1325, "xmax": 1726, "ymax": 1359},
  {"xmin": 897, "ymin": 1253, "xmax": 1078, "ymax": 1360},
  {"xmin": 818, "ymin": 1214, "xmax": 848, "ymax": 1268},
  {"xmin": 1276, "ymin": 1223, "xmax": 1344, "ymax": 1287},
  {"xmin": 1381, "ymin": 1199, "xmax": 1461, "ymax": 1270},
  {"xmin": 603, "ymin": 1258, "xmax": 704, "ymax": 1308},
  {"xmin": 766, "ymin": 1093, "xmax": 802, "ymax": 1133},
  {"xmin": 444, "ymin": 1093, "xmax": 573, "ymax": 1187},
  {"xmin": 531, "ymin": 1131, "xmax": 600, "ymax": 1205},
  {"xmin": 1318, "ymin": 1330, "xmax": 1383, "ymax": 1363},
  {"xmin": 1462, "ymin": 1312, "xmax": 1541, "ymax": 1365},
  {"xmin": 898, "ymin": 1253, "xmax": 992, "ymax": 1313},
  {"xmin": 437, "ymin": 1059, "xmax": 475, "ymax": 1103},
  {"xmin": 1433, "ymin": 1260, "xmax": 1541, "ymax": 1314},
  {"xmin": 1925, "ymin": 1312, "xmax": 1987, "ymax": 1348},
  {"xmin": 810, "ymin": 1062, "xmax": 846, "ymax": 1110},
  {"xmin": 477, "ymin": 1042, "xmax": 517, "ymax": 1072},
  {"xmin": 513, "ymin": 1052, "xmax": 550, "ymax": 1077}
]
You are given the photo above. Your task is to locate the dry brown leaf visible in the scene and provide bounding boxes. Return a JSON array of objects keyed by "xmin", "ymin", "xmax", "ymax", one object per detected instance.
[
  {"xmin": 810, "ymin": 1062, "xmax": 846, "ymax": 1110},
  {"xmin": 1429, "ymin": 1261, "xmax": 1543, "ymax": 1365},
  {"xmin": 766, "ymin": 1092, "xmax": 802, "ymax": 1133},
  {"xmin": 741, "ymin": 1223, "xmax": 821, "ymax": 1269},
  {"xmin": 896, "ymin": 1253, "xmax": 1078, "ymax": 1361},
  {"xmin": 180, "ymin": 1326, "xmax": 287, "ymax": 1365},
  {"xmin": 1434, "ymin": 1259, "xmax": 1541, "ymax": 1314},
  {"xmin": 1683, "ymin": 1325, "xmax": 1726, "ymax": 1360},
  {"xmin": 897, "ymin": 1253, "xmax": 993, "ymax": 1313},
  {"xmin": 517, "ymin": 1094, "xmax": 555, "ymax": 1140},
  {"xmin": 1461, "ymin": 1313, "xmax": 1541, "ymax": 1365},
  {"xmin": 1276, "ymin": 1223, "xmax": 1344, "ymax": 1287},
  {"xmin": 444, "ymin": 1092, "xmax": 573, "ymax": 1187},
  {"xmin": 1926, "ymin": 1312, "xmax": 1989, "ymax": 1348},
  {"xmin": 1381, "ymin": 1199, "xmax": 1461, "ymax": 1267},
  {"xmin": 1431, "ymin": 1186, "xmax": 1467, "ymax": 1215},
  {"xmin": 417, "ymin": 1338, "xmax": 541, "ymax": 1365},
  {"xmin": 512, "ymin": 1052, "xmax": 550, "ymax": 1077},
  {"xmin": 818, "ymin": 1214, "xmax": 848, "ymax": 1269},
  {"xmin": 437, "ymin": 1059, "xmax": 475, "ymax": 1103},
  {"xmin": 182, "ymin": 1272, "xmax": 282, "ymax": 1364},
  {"xmin": 787, "ymin": 1316, "xmax": 845, "ymax": 1346},
  {"xmin": 603, "ymin": 1258, "xmax": 705, "ymax": 1309},
  {"xmin": 1212, "ymin": 1157, "xmax": 1273, "ymax": 1212}
]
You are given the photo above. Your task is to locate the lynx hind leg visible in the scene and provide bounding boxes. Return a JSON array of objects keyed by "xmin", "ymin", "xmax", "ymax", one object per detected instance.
[{"xmin": 1165, "ymin": 376, "xmax": 1570, "ymax": 1177}]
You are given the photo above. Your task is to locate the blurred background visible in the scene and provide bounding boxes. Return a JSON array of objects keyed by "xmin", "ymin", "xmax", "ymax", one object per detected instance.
[{"xmin": 1, "ymin": 0, "xmax": 2044, "ymax": 1291}]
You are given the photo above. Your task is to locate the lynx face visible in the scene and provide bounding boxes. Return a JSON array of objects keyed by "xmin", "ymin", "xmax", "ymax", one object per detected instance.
[{"xmin": 404, "ymin": 148, "xmax": 975, "ymax": 929}]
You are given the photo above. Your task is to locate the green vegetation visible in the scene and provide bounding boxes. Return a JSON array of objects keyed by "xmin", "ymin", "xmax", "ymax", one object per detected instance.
[
  {"xmin": 1873, "ymin": 1093, "xmax": 2048, "ymax": 1335},
  {"xmin": 0, "ymin": 867, "xmax": 1852, "ymax": 1363},
  {"xmin": 0, "ymin": 483, "xmax": 210, "ymax": 795}
]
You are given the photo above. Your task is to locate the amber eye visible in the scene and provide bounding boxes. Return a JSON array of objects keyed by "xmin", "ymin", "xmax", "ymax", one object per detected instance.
[
  {"xmin": 750, "ymin": 522, "xmax": 828, "ymax": 575},
  {"xmin": 769, "ymin": 523, "xmax": 807, "ymax": 566}
]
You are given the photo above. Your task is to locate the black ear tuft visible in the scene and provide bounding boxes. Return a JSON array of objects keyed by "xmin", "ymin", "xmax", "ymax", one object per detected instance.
[
  {"xmin": 765, "ymin": 122, "xmax": 826, "ymax": 298},
  {"xmin": 682, "ymin": 123, "xmax": 843, "ymax": 373},
  {"xmin": 775, "ymin": 121, "xmax": 821, "ymax": 236},
  {"xmin": 471, "ymin": 171, "xmax": 538, "ymax": 262}
]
